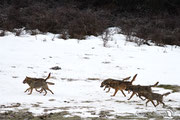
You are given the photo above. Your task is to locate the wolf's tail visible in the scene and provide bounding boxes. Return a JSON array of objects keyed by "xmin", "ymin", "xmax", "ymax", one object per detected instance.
[
  {"xmin": 122, "ymin": 76, "xmax": 131, "ymax": 81},
  {"xmin": 162, "ymin": 92, "xmax": 171, "ymax": 96},
  {"xmin": 150, "ymin": 82, "xmax": 159, "ymax": 87},
  {"xmin": 130, "ymin": 74, "xmax": 137, "ymax": 83},
  {"xmin": 46, "ymin": 82, "xmax": 55, "ymax": 85},
  {"xmin": 45, "ymin": 73, "xmax": 51, "ymax": 81}
]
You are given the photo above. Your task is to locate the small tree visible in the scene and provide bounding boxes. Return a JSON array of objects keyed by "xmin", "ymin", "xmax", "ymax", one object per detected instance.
[
  {"xmin": 102, "ymin": 28, "xmax": 121, "ymax": 47},
  {"xmin": 102, "ymin": 28, "xmax": 116, "ymax": 47}
]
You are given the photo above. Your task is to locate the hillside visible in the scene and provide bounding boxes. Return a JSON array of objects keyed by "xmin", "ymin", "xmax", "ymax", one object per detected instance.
[
  {"xmin": 0, "ymin": 30, "xmax": 180, "ymax": 119},
  {"xmin": 0, "ymin": 0, "xmax": 180, "ymax": 45}
]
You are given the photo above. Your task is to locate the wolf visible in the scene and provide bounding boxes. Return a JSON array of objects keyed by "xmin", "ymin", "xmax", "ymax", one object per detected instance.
[
  {"xmin": 101, "ymin": 76, "xmax": 131, "ymax": 91},
  {"xmin": 126, "ymin": 82, "xmax": 159, "ymax": 100},
  {"xmin": 138, "ymin": 91, "xmax": 171, "ymax": 107},
  {"xmin": 100, "ymin": 74, "xmax": 137, "ymax": 97},
  {"xmin": 23, "ymin": 73, "xmax": 54, "ymax": 96}
]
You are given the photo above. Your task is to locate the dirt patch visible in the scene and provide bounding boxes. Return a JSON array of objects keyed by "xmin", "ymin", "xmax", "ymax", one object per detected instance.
[
  {"xmin": 157, "ymin": 84, "xmax": 180, "ymax": 93},
  {"xmin": 116, "ymin": 113, "xmax": 139, "ymax": 120},
  {"xmin": 61, "ymin": 78, "xmax": 79, "ymax": 82},
  {"xmin": 36, "ymin": 102, "xmax": 43, "ymax": 104},
  {"xmin": 1, "ymin": 110, "xmax": 180, "ymax": 120},
  {"xmin": 27, "ymin": 66, "xmax": 34, "ymax": 69},
  {"xmin": 176, "ymin": 107, "xmax": 180, "ymax": 110},
  {"xmin": 31, "ymin": 103, "xmax": 40, "ymax": 107},
  {"xmin": 99, "ymin": 110, "xmax": 114, "ymax": 118},
  {"xmin": 143, "ymin": 112, "xmax": 164, "ymax": 119},
  {"xmin": 50, "ymin": 66, "xmax": 62, "ymax": 70},
  {"xmin": 114, "ymin": 100, "xmax": 125, "ymax": 103},
  {"xmin": 87, "ymin": 78, "xmax": 100, "ymax": 80},
  {"xmin": 136, "ymin": 103, "xmax": 144, "ymax": 106},
  {"xmin": 11, "ymin": 66, "xmax": 16, "ymax": 68},
  {"xmin": 49, "ymin": 99, "xmax": 56, "ymax": 102},
  {"xmin": 87, "ymin": 111, "xmax": 96, "ymax": 115},
  {"xmin": 84, "ymin": 54, "xmax": 93, "ymax": 56},
  {"xmin": 0, "ymin": 111, "xmax": 81, "ymax": 120},
  {"xmin": 0, "ymin": 111, "xmax": 34, "ymax": 120},
  {"xmin": 81, "ymin": 101, "xmax": 93, "ymax": 103},
  {"xmin": 12, "ymin": 76, "xmax": 18, "ymax": 78},
  {"xmin": 102, "ymin": 61, "xmax": 111, "ymax": 64},
  {"xmin": 0, "ymin": 103, "xmax": 21, "ymax": 108},
  {"xmin": 83, "ymin": 57, "xmax": 90, "ymax": 59},
  {"xmin": 43, "ymin": 112, "xmax": 81, "ymax": 120}
]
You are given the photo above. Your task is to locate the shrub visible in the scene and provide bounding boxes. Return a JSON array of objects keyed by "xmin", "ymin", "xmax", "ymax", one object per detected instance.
[
  {"xmin": 0, "ymin": 0, "xmax": 180, "ymax": 46},
  {"xmin": 68, "ymin": 10, "xmax": 109, "ymax": 39}
]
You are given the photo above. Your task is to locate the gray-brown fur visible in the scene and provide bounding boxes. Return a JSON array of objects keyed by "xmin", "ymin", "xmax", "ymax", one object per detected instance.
[
  {"xmin": 23, "ymin": 73, "xmax": 54, "ymax": 96},
  {"xmin": 100, "ymin": 76, "xmax": 131, "ymax": 89},
  {"xmin": 125, "ymin": 81, "xmax": 170, "ymax": 107},
  {"xmin": 138, "ymin": 91, "xmax": 170, "ymax": 107},
  {"xmin": 126, "ymin": 82, "xmax": 159, "ymax": 100},
  {"xmin": 100, "ymin": 74, "xmax": 137, "ymax": 97}
]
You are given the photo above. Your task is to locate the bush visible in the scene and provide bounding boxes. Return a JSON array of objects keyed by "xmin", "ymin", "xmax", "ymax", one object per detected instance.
[
  {"xmin": 68, "ymin": 10, "xmax": 109, "ymax": 39},
  {"xmin": 0, "ymin": 0, "xmax": 180, "ymax": 46}
]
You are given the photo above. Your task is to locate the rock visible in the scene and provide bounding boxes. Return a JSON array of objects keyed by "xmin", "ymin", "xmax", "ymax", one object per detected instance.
[{"xmin": 50, "ymin": 66, "xmax": 61, "ymax": 70}]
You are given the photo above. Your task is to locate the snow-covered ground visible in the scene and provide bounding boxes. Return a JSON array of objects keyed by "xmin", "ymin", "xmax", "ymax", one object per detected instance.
[{"xmin": 0, "ymin": 30, "xmax": 180, "ymax": 119}]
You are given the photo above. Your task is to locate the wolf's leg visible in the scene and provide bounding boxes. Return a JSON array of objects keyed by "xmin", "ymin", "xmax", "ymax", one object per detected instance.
[
  {"xmin": 150, "ymin": 100, "xmax": 156, "ymax": 107},
  {"xmin": 104, "ymin": 86, "xmax": 107, "ymax": 90},
  {"xmin": 156, "ymin": 100, "xmax": 159, "ymax": 107},
  {"xmin": 24, "ymin": 88, "xmax": 30, "ymax": 93},
  {"xmin": 128, "ymin": 92, "xmax": 135, "ymax": 100},
  {"xmin": 111, "ymin": 89, "xmax": 118, "ymax": 96},
  {"xmin": 35, "ymin": 88, "xmax": 42, "ymax": 93},
  {"xmin": 106, "ymin": 88, "xmax": 111, "ymax": 93},
  {"xmin": 121, "ymin": 90, "xmax": 126, "ymax": 97},
  {"xmin": 139, "ymin": 96, "xmax": 146, "ymax": 101},
  {"xmin": 46, "ymin": 87, "xmax": 54, "ymax": 94},
  {"xmin": 39, "ymin": 88, "xmax": 44, "ymax": 93},
  {"xmin": 146, "ymin": 100, "xmax": 150, "ymax": 106},
  {"xmin": 28, "ymin": 88, "xmax": 33, "ymax": 95},
  {"xmin": 160, "ymin": 101, "xmax": 165, "ymax": 107},
  {"xmin": 43, "ymin": 88, "xmax": 47, "ymax": 96}
]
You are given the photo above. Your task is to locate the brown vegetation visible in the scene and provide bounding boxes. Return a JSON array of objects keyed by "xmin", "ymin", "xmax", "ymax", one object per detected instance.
[{"xmin": 0, "ymin": 0, "xmax": 180, "ymax": 45}]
